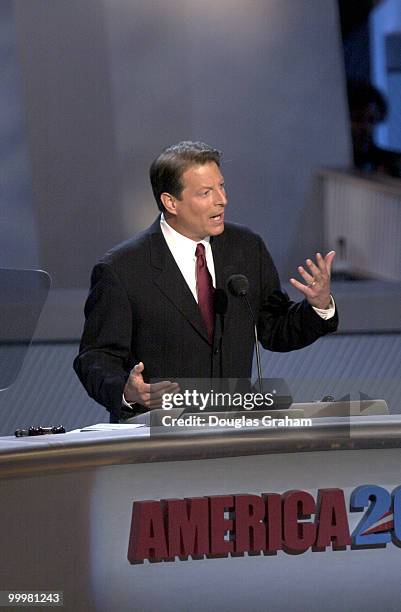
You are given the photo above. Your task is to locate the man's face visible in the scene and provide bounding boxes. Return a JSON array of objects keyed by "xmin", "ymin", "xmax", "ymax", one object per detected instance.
[{"xmin": 164, "ymin": 162, "xmax": 227, "ymax": 241}]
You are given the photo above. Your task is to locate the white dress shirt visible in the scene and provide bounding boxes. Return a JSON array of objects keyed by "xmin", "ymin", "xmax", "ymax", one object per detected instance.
[{"xmin": 160, "ymin": 214, "xmax": 215, "ymax": 301}]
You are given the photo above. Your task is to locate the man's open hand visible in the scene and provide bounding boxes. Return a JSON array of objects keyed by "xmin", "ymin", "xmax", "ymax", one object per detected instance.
[
  {"xmin": 123, "ymin": 361, "xmax": 179, "ymax": 409},
  {"xmin": 289, "ymin": 251, "xmax": 335, "ymax": 309}
]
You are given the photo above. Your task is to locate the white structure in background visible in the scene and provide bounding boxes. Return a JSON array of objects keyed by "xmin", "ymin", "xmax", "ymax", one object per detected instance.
[{"xmin": 320, "ymin": 168, "xmax": 401, "ymax": 281}]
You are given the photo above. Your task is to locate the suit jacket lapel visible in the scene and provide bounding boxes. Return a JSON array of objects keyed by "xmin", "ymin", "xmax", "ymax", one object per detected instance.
[{"xmin": 211, "ymin": 230, "xmax": 244, "ymax": 291}]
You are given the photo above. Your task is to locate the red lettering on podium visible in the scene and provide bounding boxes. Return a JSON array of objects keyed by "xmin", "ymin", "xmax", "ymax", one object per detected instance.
[
  {"xmin": 282, "ymin": 490, "xmax": 316, "ymax": 554},
  {"xmin": 263, "ymin": 493, "xmax": 282, "ymax": 553},
  {"xmin": 127, "ymin": 487, "xmax": 354, "ymax": 563},
  {"xmin": 314, "ymin": 489, "xmax": 351, "ymax": 550},
  {"xmin": 127, "ymin": 501, "xmax": 168, "ymax": 563},
  {"xmin": 166, "ymin": 497, "xmax": 209, "ymax": 558},
  {"xmin": 235, "ymin": 494, "xmax": 265, "ymax": 554},
  {"xmin": 209, "ymin": 495, "xmax": 234, "ymax": 557}
]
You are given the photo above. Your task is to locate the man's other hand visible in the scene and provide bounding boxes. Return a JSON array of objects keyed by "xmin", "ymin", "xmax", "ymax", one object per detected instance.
[
  {"xmin": 123, "ymin": 362, "xmax": 179, "ymax": 409},
  {"xmin": 289, "ymin": 251, "xmax": 335, "ymax": 310}
]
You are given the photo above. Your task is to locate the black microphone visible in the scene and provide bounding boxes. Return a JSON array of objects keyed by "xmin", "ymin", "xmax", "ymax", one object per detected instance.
[
  {"xmin": 227, "ymin": 274, "xmax": 249, "ymax": 298},
  {"xmin": 227, "ymin": 274, "xmax": 263, "ymax": 393}
]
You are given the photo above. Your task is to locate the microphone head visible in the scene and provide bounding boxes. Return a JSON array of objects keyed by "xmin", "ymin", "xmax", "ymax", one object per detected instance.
[
  {"xmin": 227, "ymin": 274, "xmax": 249, "ymax": 297},
  {"xmin": 214, "ymin": 288, "xmax": 228, "ymax": 315}
]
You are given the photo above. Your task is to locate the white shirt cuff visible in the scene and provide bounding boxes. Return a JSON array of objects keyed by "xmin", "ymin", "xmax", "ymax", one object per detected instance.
[
  {"xmin": 312, "ymin": 295, "xmax": 336, "ymax": 320},
  {"xmin": 122, "ymin": 392, "xmax": 136, "ymax": 408}
]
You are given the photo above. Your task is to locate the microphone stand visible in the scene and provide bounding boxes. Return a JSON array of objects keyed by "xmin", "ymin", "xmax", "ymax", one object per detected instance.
[{"xmin": 243, "ymin": 295, "xmax": 263, "ymax": 394}]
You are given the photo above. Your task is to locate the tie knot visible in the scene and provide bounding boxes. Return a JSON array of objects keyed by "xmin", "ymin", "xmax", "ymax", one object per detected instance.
[{"xmin": 195, "ymin": 243, "xmax": 205, "ymax": 258}]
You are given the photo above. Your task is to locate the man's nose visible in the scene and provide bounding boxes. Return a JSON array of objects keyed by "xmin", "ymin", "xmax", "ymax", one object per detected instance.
[{"xmin": 215, "ymin": 188, "xmax": 228, "ymax": 206}]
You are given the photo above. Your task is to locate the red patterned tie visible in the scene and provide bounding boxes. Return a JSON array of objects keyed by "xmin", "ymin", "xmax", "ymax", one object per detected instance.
[{"xmin": 195, "ymin": 243, "xmax": 214, "ymax": 342}]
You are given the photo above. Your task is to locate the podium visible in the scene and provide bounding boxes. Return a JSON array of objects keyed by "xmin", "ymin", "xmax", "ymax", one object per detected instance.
[{"xmin": 1, "ymin": 408, "xmax": 401, "ymax": 612}]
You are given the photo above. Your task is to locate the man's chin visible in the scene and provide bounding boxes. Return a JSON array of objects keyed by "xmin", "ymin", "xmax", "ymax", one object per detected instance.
[{"xmin": 209, "ymin": 223, "xmax": 225, "ymax": 236}]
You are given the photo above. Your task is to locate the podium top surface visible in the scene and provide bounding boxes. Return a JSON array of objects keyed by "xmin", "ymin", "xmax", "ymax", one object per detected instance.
[{"xmin": 1, "ymin": 412, "xmax": 401, "ymax": 480}]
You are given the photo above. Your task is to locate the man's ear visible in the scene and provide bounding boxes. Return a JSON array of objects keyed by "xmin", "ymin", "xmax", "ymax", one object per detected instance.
[{"xmin": 160, "ymin": 192, "xmax": 177, "ymax": 216}]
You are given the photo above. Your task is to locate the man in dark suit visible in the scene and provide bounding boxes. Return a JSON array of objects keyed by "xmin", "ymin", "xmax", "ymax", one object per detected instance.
[{"xmin": 74, "ymin": 141, "xmax": 337, "ymax": 421}]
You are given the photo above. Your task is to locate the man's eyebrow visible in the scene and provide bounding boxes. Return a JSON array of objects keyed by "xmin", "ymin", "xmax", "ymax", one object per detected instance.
[{"xmin": 197, "ymin": 180, "xmax": 225, "ymax": 189}]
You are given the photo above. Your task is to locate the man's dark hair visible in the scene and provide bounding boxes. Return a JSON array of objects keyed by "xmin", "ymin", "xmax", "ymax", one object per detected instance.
[{"xmin": 149, "ymin": 141, "xmax": 222, "ymax": 212}]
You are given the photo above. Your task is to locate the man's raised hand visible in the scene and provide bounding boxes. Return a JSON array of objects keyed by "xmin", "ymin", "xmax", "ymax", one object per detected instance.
[{"xmin": 289, "ymin": 251, "xmax": 335, "ymax": 310}]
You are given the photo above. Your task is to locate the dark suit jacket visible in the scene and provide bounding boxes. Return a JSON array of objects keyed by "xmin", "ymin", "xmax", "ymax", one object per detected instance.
[{"xmin": 74, "ymin": 217, "xmax": 338, "ymax": 417}]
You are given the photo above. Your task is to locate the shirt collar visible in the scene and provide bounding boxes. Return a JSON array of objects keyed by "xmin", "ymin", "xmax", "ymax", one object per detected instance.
[{"xmin": 160, "ymin": 213, "xmax": 210, "ymax": 254}]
